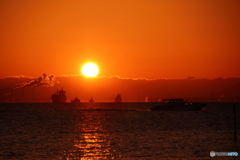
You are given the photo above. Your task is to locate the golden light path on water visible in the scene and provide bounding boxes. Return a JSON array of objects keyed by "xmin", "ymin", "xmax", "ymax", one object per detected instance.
[{"xmin": 61, "ymin": 109, "xmax": 119, "ymax": 160}]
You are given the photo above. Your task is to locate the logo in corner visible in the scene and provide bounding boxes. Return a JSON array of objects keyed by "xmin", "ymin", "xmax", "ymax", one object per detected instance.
[{"xmin": 210, "ymin": 151, "xmax": 215, "ymax": 157}]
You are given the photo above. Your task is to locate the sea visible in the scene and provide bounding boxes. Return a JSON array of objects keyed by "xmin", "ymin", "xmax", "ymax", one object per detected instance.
[{"xmin": 0, "ymin": 102, "xmax": 239, "ymax": 160}]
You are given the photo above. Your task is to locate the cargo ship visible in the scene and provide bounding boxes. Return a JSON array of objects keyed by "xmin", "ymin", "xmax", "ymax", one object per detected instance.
[{"xmin": 51, "ymin": 89, "xmax": 67, "ymax": 103}]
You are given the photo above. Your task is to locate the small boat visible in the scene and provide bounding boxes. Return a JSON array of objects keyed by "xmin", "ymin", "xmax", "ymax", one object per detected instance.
[
  {"xmin": 114, "ymin": 93, "xmax": 122, "ymax": 103},
  {"xmin": 89, "ymin": 97, "xmax": 94, "ymax": 103},
  {"xmin": 71, "ymin": 97, "xmax": 81, "ymax": 103},
  {"xmin": 150, "ymin": 98, "xmax": 207, "ymax": 111}
]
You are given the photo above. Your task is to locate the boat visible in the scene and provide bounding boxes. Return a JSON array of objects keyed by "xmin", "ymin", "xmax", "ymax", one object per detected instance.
[
  {"xmin": 89, "ymin": 97, "xmax": 94, "ymax": 103},
  {"xmin": 71, "ymin": 97, "xmax": 81, "ymax": 103},
  {"xmin": 51, "ymin": 89, "xmax": 67, "ymax": 103},
  {"xmin": 150, "ymin": 98, "xmax": 207, "ymax": 111},
  {"xmin": 114, "ymin": 93, "xmax": 122, "ymax": 103}
]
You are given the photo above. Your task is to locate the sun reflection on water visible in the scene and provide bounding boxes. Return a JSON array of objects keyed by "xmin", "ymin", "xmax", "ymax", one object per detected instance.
[{"xmin": 60, "ymin": 111, "xmax": 117, "ymax": 160}]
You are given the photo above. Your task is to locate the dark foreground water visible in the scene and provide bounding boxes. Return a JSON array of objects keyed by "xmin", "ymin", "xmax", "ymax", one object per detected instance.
[{"xmin": 0, "ymin": 102, "xmax": 239, "ymax": 160}]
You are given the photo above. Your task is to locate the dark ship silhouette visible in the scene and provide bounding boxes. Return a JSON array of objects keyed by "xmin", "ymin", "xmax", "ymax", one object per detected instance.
[
  {"xmin": 150, "ymin": 98, "xmax": 207, "ymax": 111},
  {"xmin": 51, "ymin": 89, "xmax": 67, "ymax": 103},
  {"xmin": 89, "ymin": 97, "xmax": 94, "ymax": 103},
  {"xmin": 71, "ymin": 97, "xmax": 81, "ymax": 103},
  {"xmin": 114, "ymin": 93, "xmax": 122, "ymax": 102}
]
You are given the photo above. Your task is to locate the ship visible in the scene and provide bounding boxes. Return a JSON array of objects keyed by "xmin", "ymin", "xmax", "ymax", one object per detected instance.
[
  {"xmin": 89, "ymin": 97, "xmax": 94, "ymax": 103},
  {"xmin": 51, "ymin": 89, "xmax": 67, "ymax": 103},
  {"xmin": 114, "ymin": 93, "xmax": 122, "ymax": 103},
  {"xmin": 150, "ymin": 98, "xmax": 207, "ymax": 111},
  {"xmin": 71, "ymin": 97, "xmax": 81, "ymax": 103}
]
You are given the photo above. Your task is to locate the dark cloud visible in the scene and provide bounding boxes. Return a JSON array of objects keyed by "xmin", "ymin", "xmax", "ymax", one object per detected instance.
[
  {"xmin": 12, "ymin": 74, "xmax": 57, "ymax": 88},
  {"xmin": 5, "ymin": 75, "xmax": 34, "ymax": 79}
]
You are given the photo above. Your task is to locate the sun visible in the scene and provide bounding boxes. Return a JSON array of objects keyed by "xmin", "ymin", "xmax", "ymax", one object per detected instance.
[{"xmin": 81, "ymin": 63, "xmax": 99, "ymax": 77}]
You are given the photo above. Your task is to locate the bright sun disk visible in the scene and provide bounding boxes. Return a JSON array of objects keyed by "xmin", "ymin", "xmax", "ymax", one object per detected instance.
[{"xmin": 81, "ymin": 63, "xmax": 99, "ymax": 77}]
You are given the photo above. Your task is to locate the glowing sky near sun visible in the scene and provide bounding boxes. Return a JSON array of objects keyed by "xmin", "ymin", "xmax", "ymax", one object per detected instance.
[{"xmin": 0, "ymin": 0, "xmax": 239, "ymax": 79}]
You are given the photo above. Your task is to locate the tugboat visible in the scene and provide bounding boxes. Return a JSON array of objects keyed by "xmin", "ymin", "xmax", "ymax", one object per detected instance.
[
  {"xmin": 71, "ymin": 97, "xmax": 81, "ymax": 103},
  {"xmin": 150, "ymin": 98, "xmax": 207, "ymax": 111},
  {"xmin": 114, "ymin": 93, "xmax": 122, "ymax": 103},
  {"xmin": 89, "ymin": 97, "xmax": 94, "ymax": 103},
  {"xmin": 51, "ymin": 89, "xmax": 67, "ymax": 103}
]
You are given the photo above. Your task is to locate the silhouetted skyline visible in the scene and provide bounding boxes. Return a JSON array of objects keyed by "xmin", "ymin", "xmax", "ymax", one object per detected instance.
[{"xmin": 1, "ymin": 76, "xmax": 240, "ymax": 102}]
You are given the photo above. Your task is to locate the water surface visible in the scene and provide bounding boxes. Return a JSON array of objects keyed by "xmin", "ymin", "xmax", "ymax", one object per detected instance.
[{"xmin": 0, "ymin": 102, "xmax": 239, "ymax": 159}]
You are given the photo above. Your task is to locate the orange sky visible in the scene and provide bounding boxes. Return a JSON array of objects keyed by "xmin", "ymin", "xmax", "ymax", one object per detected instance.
[{"xmin": 1, "ymin": 0, "xmax": 240, "ymax": 79}]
